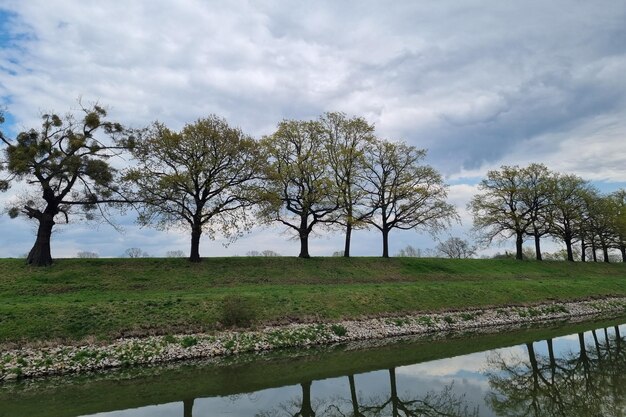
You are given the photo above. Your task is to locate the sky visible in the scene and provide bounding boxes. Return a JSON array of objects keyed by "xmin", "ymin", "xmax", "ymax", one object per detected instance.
[{"xmin": 0, "ymin": 1, "xmax": 625, "ymax": 258}]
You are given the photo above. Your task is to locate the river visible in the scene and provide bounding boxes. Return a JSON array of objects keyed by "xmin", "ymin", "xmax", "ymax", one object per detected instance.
[{"xmin": 1, "ymin": 317, "xmax": 624, "ymax": 416}]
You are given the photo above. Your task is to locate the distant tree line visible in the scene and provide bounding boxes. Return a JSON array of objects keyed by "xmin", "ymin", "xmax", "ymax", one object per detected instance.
[
  {"xmin": 0, "ymin": 105, "xmax": 457, "ymax": 266},
  {"xmin": 469, "ymin": 163, "xmax": 626, "ymax": 262}
]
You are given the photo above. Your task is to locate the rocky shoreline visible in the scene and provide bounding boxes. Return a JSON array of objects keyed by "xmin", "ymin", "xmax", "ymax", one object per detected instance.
[{"xmin": 2, "ymin": 297, "xmax": 626, "ymax": 381}]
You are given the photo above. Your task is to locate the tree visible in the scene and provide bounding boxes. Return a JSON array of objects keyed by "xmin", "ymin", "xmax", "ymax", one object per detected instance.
[
  {"xmin": 361, "ymin": 139, "xmax": 457, "ymax": 258},
  {"xmin": 124, "ymin": 247, "xmax": 148, "ymax": 258},
  {"xmin": 0, "ymin": 104, "xmax": 131, "ymax": 266},
  {"xmin": 546, "ymin": 174, "xmax": 591, "ymax": 261},
  {"xmin": 396, "ymin": 244, "xmax": 421, "ymax": 257},
  {"xmin": 469, "ymin": 165, "xmax": 535, "ymax": 260},
  {"xmin": 436, "ymin": 237, "xmax": 477, "ymax": 259},
  {"xmin": 259, "ymin": 119, "xmax": 340, "ymax": 258},
  {"xmin": 583, "ymin": 192, "xmax": 617, "ymax": 263},
  {"xmin": 76, "ymin": 251, "xmax": 99, "ymax": 258},
  {"xmin": 609, "ymin": 189, "xmax": 626, "ymax": 262},
  {"xmin": 321, "ymin": 112, "xmax": 375, "ymax": 257},
  {"xmin": 125, "ymin": 116, "xmax": 261, "ymax": 262},
  {"xmin": 165, "ymin": 250, "xmax": 185, "ymax": 257},
  {"xmin": 519, "ymin": 164, "xmax": 553, "ymax": 261}
]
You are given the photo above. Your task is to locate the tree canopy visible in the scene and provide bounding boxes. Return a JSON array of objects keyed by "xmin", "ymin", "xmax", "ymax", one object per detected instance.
[
  {"xmin": 125, "ymin": 116, "xmax": 261, "ymax": 262},
  {"xmin": 0, "ymin": 104, "xmax": 131, "ymax": 266},
  {"xmin": 259, "ymin": 119, "xmax": 340, "ymax": 258},
  {"xmin": 362, "ymin": 139, "xmax": 457, "ymax": 258}
]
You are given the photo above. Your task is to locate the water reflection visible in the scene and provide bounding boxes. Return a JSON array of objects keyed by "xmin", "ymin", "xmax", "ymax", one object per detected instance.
[
  {"xmin": 486, "ymin": 325, "xmax": 626, "ymax": 416},
  {"xmin": 254, "ymin": 372, "xmax": 478, "ymax": 417},
  {"xmin": 1, "ymin": 320, "xmax": 625, "ymax": 417}
]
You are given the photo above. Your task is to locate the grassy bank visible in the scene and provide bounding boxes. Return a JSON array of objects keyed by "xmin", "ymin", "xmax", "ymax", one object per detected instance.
[{"xmin": 1, "ymin": 257, "xmax": 625, "ymax": 344}]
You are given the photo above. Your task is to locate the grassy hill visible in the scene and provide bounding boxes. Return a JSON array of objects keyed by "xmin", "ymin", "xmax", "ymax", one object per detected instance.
[{"xmin": 1, "ymin": 257, "xmax": 625, "ymax": 344}]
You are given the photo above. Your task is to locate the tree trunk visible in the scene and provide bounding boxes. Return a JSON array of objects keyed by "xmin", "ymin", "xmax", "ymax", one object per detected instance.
[
  {"xmin": 592, "ymin": 241, "xmax": 597, "ymax": 262},
  {"xmin": 515, "ymin": 231, "xmax": 524, "ymax": 260},
  {"xmin": 299, "ymin": 231, "xmax": 311, "ymax": 258},
  {"xmin": 534, "ymin": 233, "xmax": 542, "ymax": 261},
  {"xmin": 565, "ymin": 238, "xmax": 574, "ymax": 262},
  {"xmin": 299, "ymin": 381, "xmax": 315, "ymax": 417},
  {"xmin": 183, "ymin": 398, "xmax": 194, "ymax": 417},
  {"xmin": 389, "ymin": 368, "xmax": 398, "ymax": 417},
  {"xmin": 27, "ymin": 213, "xmax": 55, "ymax": 266},
  {"xmin": 189, "ymin": 226, "xmax": 202, "ymax": 263},
  {"xmin": 348, "ymin": 375, "xmax": 360, "ymax": 416},
  {"xmin": 382, "ymin": 228, "xmax": 390, "ymax": 258},
  {"xmin": 344, "ymin": 223, "xmax": 352, "ymax": 257},
  {"xmin": 621, "ymin": 245, "xmax": 626, "ymax": 263},
  {"xmin": 602, "ymin": 244, "xmax": 610, "ymax": 263}
]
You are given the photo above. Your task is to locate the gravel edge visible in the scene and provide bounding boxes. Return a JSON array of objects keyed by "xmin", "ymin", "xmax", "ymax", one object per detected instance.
[{"xmin": 2, "ymin": 297, "xmax": 626, "ymax": 381}]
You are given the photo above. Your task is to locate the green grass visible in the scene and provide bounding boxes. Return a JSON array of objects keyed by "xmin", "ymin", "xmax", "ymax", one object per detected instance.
[{"xmin": 0, "ymin": 257, "xmax": 625, "ymax": 344}]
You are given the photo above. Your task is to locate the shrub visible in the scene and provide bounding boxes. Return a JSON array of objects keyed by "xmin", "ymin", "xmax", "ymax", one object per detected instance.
[
  {"xmin": 220, "ymin": 295, "xmax": 257, "ymax": 328},
  {"xmin": 331, "ymin": 324, "xmax": 348, "ymax": 337},
  {"xmin": 180, "ymin": 336, "xmax": 198, "ymax": 348}
]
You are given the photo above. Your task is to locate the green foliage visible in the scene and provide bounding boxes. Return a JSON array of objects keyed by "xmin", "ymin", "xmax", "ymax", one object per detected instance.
[
  {"xmin": 330, "ymin": 324, "xmax": 348, "ymax": 336},
  {"xmin": 179, "ymin": 336, "xmax": 198, "ymax": 348},
  {"xmin": 125, "ymin": 116, "xmax": 261, "ymax": 261},
  {"xmin": 220, "ymin": 294, "xmax": 257, "ymax": 328},
  {"xmin": 259, "ymin": 119, "xmax": 340, "ymax": 257},
  {"xmin": 0, "ymin": 103, "xmax": 131, "ymax": 266}
]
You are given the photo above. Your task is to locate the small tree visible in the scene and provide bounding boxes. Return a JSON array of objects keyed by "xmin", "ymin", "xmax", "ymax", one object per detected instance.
[
  {"xmin": 261, "ymin": 250, "xmax": 280, "ymax": 257},
  {"xmin": 259, "ymin": 119, "xmax": 340, "ymax": 258},
  {"xmin": 165, "ymin": 250, "xmax": 185, "ymax": 257},
  {"xmin": 361, "ymin": 139, "xmax": 457, "ymax": 258},
  {"xmin": 0, "ymin": 104, "xmax": 132, "ymax": 266},
  {"xmin": 436, "ymin": 237, "xmax": 477, "ymax": 259},
  {"xmin": 76, "ymin": 251, "xmax": 99, "ymax": 258},
  {"xmin": 124, "ymin": 247, "xmax": 148, "ymax": 258},
  {"xmin": 396, "ymin": 245, "xmax": 420, "ymax": 257},
  {"xmin": 608, "ymin": 189, "xmax": 626, "ymax": 262},
  {"xmin": 125, "ymin": 116, "xmax": 261, "ymax": 262}
]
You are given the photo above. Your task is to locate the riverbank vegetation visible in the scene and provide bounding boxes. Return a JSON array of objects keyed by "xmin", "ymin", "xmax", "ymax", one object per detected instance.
[{"xmin": 1, "ymin": 257, "xmax": 625, "ymax": 344}]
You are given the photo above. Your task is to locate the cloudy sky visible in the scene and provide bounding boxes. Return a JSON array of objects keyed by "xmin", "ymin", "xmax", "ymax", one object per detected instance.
[{"xmin": 1, "ymin": 1, "xmax": 625, "ymax": 258}]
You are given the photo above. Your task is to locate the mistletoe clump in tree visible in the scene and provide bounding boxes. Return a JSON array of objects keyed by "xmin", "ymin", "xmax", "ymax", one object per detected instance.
[{"xmin": 0, "ymin": 104, "xmax": 132, "ymax": 266}]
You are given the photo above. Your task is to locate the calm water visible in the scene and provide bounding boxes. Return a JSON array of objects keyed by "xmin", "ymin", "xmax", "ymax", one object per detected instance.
[{"xmin": 1, "ymin": 318, "xmax": 625, "ymax": 417}]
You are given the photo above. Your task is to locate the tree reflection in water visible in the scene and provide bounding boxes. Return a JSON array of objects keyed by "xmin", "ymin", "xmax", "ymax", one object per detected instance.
[
  {"xmin": 485, "ymin": 326, "xmax": 626, "ymax": 417},
  {"xmin": 255, "ymin": 368, "xmax": 478, "ymax": 417}
]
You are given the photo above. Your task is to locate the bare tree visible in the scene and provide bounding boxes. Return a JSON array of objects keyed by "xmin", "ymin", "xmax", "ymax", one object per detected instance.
[
  {"xmin": 361, "ymin": 139, "xmax": 457, "ymax": 258},
  {"xmin": 76, "ymin": 251, "xmax": 99, "ymax": 258},
  {"xmin": 124, "ymin": 247, "xmax": 148, "ymax": 258},
  {"xmin": 436, "ymin": 237, "xmax": 477, "ymax": 259}
]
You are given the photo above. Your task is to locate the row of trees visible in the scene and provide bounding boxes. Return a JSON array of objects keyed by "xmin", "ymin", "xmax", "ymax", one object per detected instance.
[
  {"xmin": 469, "ymin": 163, "xmax": 626, "ymax": 262},
  {"xmin": 0, "ymin": 104, "xmax": 457, "ymax": 265}
]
